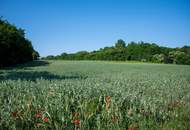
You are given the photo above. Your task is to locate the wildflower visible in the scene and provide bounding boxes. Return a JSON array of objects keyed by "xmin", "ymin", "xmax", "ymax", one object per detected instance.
[
  {"xmin": 72, "ymin": 120, "xmax": 80, "ymax": 125},
  {"xmin": 105, "ymin": 96, "xmax": 111, "ymax": 112},
  {"xmin": 11, "ymin": 111, "xmax": 18, "ymax": 118},
  {"xmin": 43, "ymin": 117, "xmax": 49, "ymax": 123},
  {"xmin": 34, "ymin": 114, "xmax": 42, "ymax": 118}
]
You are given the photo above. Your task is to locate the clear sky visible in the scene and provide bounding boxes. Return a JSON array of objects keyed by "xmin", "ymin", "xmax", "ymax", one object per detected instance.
[{"xmin": 1, "ymin": 0, "xmax": 190, "ymax": 56}]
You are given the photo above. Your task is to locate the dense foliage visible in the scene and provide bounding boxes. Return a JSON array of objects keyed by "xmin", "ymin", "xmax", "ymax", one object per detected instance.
[
  {"xmin": 43, "ymin": 39, "xmax": 190, "ymax": 65},
  {"xmin": 0, "ymin": 61, "xmax": 190, "ymax": 129},
  {"xmin": 0, "ymin": 18, "xmax": 39, "ymax": 67}
]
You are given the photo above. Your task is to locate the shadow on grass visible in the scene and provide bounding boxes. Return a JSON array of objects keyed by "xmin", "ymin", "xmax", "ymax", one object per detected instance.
[
  {"xmin": 0, "ymin": 71, "xmax": 87, "ymax": 81},
  {"xmin": 0, "ymin": 60, "xmax": 50, "ymax": 70},
  {"xmin": 16, "ymin": 60, "xmax": 50, "ymax": 69},
  {"xmin": 0, "ymin": 60, "xmax": 87, "ymax": 81}
]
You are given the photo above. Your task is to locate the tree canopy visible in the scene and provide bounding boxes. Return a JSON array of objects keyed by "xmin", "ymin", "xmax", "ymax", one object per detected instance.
[
  {"xmin": 43, "ymin": 40, "xmax": 190, "ymax": 65},
  {"xmin": 0, "ymin": 18, "xmax": 39, "ymax": 67}
]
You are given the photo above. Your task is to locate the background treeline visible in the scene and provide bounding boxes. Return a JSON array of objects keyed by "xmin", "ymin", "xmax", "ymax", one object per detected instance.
[
  {"xmin": 0, "ymin": 18, "xmax": 39, "ymax": 67},
  {"xmin": 43, "ymin": 39, "xmax": 190, "ymax": 65}
]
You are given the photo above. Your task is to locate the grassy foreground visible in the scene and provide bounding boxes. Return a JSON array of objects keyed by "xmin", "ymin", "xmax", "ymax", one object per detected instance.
[{"xmin": 0, "ymin": 60, "xmax": 190, "ymax": 130}]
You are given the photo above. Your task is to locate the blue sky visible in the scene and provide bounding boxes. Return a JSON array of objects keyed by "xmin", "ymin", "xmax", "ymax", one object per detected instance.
[{"xmin": 1, "ymin": 0, "xmax": 190, "ymax": 56}]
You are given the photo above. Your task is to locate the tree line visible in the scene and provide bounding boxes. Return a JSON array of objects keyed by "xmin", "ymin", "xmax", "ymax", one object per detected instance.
[
  {"xmin": 0, "ymin": 18, "xmax": 39, "ymax": 67},
  {"xmin": 43, "ymin": 39, "xmax": 190, "ymax": 65}
]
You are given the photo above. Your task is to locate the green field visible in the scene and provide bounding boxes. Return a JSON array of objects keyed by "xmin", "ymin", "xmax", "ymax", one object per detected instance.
[{"xmin": 0, "ymin": 60, "xmax": 190, "ymax": 130}]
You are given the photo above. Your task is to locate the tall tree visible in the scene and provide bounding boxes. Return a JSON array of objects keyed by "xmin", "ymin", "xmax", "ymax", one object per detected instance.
[
  {"xmin": 0, "ymin": 18, "xmax": 39, "ymax": 67},
  {"xmin": 115, "ymin": 39, "xmax": 126, "ymax": 49}
]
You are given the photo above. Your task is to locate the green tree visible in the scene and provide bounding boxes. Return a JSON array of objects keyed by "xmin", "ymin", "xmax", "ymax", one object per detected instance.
[
  {"xmin": 42, "ymin": 39, "xmax": 190, "ymax": 65},
  {"xmin": 32, "ymin": 50, "xmax": 40, "ymax": 60},
  {"xmin": 0, "ymin": 18, "xmax": 39, "ymax": 67},
  {"xmin": 115, "ymin": 39, "xmax": 126, "ymax": 49},
  {"xmin": 168, "ymin": 51, "xmax": 190, "ymax": 64},
  {"xmin": 152, "ymin": 54, "xmax": 165, "ymax": 63}
]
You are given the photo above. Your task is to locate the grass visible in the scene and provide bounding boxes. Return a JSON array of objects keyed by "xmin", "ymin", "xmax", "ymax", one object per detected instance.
[{"xmin": 0, "ymin": 60, "xmax": 190, "ymax": 130}]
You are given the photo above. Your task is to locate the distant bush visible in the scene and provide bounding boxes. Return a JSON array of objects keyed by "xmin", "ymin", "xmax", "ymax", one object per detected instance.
[{"xmin": 0, "ymin": 18, "xmax": 39, "ymax": 67}]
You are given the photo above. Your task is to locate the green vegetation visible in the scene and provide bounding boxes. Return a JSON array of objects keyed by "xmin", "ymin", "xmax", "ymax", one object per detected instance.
[
  {"xmin": 0, "ymin": 18, "xmax": 39, "ymax": 67},
  {"xmin": 0, "ymin": 18, "xmax": 190, "ymax": 129},
  {"xmin": 43, "ymin": 39, "xmax": 190, "ymax": 65},
  {"xmin": 0, "ymin": 60, "xmax": 190, "ymax": 129}
]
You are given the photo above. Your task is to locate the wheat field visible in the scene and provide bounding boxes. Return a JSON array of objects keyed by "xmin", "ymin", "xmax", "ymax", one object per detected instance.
[{"xmin": 0, "ymin": 60, "xmax": 190, "ymax": 130}]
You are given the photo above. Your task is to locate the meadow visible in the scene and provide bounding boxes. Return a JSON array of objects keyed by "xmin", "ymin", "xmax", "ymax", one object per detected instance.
[{"xmin": 0, "ymin": 60, "xmax": 190, "ymax": 130}]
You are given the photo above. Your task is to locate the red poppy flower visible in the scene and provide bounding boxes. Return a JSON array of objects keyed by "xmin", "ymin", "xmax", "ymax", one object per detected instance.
[
  {"xmin": 72, "ymin": 120, "xmax": 80, "ymax": 125},
  {"xmin": 43, "ymin": 117, "xmax": 49, "ymax": 122},
  {"xmin": 34, "ymin": 114, "xmax": 42, "ymax": 118},
  {"xmin": 11, "ymin": 111, "xmax": 18, "ymax": 118}
]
